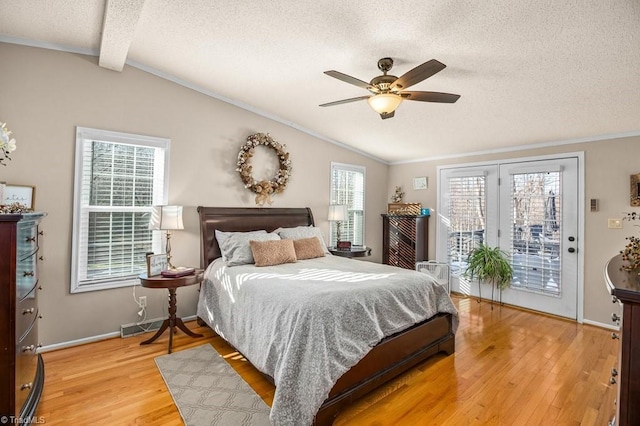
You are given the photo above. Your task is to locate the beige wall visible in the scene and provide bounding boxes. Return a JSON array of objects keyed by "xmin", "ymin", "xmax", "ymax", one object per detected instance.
[
  {"xmin": 1, "ymin": 41, "xmax": 632, "ymax": 344},
  {"xmin": 389, "ymin": 136, "xmax": 639, "ymax": 326},
  {"xmin": 0, "ymin": 43, "xmax": 389, "ymax": 345}
]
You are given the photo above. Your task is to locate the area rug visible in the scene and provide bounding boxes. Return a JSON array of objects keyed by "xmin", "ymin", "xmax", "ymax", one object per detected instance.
[{"xmin": 155, "ymin": 344, "xmax": 271, "ymax": 425}]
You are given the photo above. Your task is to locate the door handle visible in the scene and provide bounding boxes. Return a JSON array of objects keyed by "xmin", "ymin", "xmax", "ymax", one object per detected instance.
[
  {"xmin": 568, "ymin": 236, "xmax": 575, "ymax": 242},
  {"xmin": 568, "ymin": 247, "xmax": 576, "ymax": 253}
]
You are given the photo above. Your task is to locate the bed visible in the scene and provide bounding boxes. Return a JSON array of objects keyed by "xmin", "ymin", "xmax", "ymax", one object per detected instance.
[{"xmin": 196, "ymin": 206, "xmax": 457, "ymax": 425}]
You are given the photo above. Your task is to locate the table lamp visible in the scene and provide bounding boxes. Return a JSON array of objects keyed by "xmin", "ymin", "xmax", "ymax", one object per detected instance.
[
  {"xmin": 149, "ymin": 205, "xmax": 184, "ymax": 270},
  {"xmin": 328, "ymin": 204, "xmax": 348, "ymax": 243}
]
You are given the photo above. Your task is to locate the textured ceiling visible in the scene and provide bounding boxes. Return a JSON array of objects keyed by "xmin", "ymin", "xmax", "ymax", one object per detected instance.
[{"xmin": 1, "ymin": 0, "xmax": 639, "ymax": 163}]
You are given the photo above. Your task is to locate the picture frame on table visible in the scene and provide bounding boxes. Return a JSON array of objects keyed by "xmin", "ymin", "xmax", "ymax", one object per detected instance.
[
  {"xmin": 147, "ymin": 253, "xmax": 168, "ymax": 276},
  {"xmin": 3, "ymin": 184, "xmax": 35, "ymax": 208}
]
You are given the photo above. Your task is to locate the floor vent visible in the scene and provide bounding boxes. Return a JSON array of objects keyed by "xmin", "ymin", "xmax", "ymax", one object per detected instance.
[{"xmin": 120, "ymin": 318, "xmax": 164, "ymax": 338}]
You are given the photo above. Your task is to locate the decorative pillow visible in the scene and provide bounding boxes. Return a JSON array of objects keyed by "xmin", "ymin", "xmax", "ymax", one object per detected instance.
[
  {"xmin": 219, "ymin": 231, "xmax": 279, "ymax": 266},
  {"xmin": 250, "ymin": 239, "xmax": 297, "ymax": 267},
  {"xmin": 293, "ymin": 237, "xmax": 326, "ymax": 260},
  {"xmin": 274, "ymin": 226, "xmax": 330, "ymax": 254},
  {"xmin": 215, "ymin": 229, "xmax": 266, "ymax": 249}
]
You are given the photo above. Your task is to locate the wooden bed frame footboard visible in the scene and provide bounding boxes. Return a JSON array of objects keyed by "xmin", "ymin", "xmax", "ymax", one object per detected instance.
[
  {"xmin": 196, "ymin": 206, "xmax": 455, "ymax": 425},
  {"xmin": 315, "ymin": 313, "xmax": 454, "ymax": 425}
]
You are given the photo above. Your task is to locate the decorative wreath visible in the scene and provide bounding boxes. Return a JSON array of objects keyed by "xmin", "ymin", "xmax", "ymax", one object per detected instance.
[{"xmin": 236, "ymin": 133, "xmax": 292, "ymax": 206}]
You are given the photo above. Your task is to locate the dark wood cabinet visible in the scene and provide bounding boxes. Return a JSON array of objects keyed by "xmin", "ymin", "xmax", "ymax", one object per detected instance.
[
  {"xmin": 0, "ymin": 213, "xmax": 46, "ymax": 421},
  {"xmin": 381, "ymin": 214, "xmax": 429, "ymax": 270},
  {"xmin": 605, "ymin": 254, "xmax": 640, "ymax": 426}
]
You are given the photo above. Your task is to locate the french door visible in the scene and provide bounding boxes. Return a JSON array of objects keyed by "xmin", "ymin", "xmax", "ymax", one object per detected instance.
[{"xmin": 437, "ymin": 156, "xmax": 580, "ymax": 319}]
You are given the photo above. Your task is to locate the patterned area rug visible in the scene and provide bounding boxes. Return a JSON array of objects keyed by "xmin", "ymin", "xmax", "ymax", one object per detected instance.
[{"xmin": 155, "ymin": 344, "xmax": 271, "ymax": 425}]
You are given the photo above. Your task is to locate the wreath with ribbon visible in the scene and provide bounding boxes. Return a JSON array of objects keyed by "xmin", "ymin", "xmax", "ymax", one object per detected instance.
[{"xmin": 236, "ymin": 133, "xmax": 292, "ymax": 206}]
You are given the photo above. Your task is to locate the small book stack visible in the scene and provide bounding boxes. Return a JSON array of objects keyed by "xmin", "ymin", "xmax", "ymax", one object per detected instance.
[{"xmin": 161, "ymin": 267, "xmax": 196, "ymax": 278}]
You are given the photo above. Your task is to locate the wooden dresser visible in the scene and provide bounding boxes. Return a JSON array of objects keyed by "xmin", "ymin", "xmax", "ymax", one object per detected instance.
[
  {"xmin": 381, "ymin": 214, "xmax": 429, "ymax": 270},
  {"xmin": 0, "ymin": 213, "xmax": 46, "ymax": 421},
  {"xmin": 605, "ymin": 254, "xmax": 640, "ymax": 426}
]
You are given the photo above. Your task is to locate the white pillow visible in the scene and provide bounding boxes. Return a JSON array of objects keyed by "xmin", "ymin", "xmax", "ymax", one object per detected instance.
[
  {"xmin": 215, "ymin": 229, "xmax": 266, "ymax": 249},
  {"xmin": 274, "ymin": 226, "xmax": 330, "ymax": 254},
  {"xmin": 217, "ymin": 230, "xmax": 281, "ymax": 266}
]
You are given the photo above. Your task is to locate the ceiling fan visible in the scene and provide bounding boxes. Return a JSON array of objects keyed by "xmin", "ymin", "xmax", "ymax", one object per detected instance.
[{"xmin": 320, "ymin": 57, "xmax": 460, "ymax": 119}]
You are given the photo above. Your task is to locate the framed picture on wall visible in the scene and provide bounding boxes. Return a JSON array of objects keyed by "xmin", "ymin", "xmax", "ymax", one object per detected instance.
[
  {"xmin": 3, "ymin": 184, "xmax": 35, "ymax": 208},
  {"xmin": 413, "ymin": 176, "xmax": 428, "ymax": 190}
]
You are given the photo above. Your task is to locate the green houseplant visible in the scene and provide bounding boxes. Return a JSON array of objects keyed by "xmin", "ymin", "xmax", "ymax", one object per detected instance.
[{"xmin": 465, "ymin": 244, "xmax": 513, "ymax": 306}]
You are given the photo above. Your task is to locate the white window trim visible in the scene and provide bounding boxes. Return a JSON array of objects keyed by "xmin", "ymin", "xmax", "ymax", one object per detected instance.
[
  {"xmin": 329, "ymin": 162, "xmax": 366, "ymax": 247},
  {"xmin": 71, "ymin": 127, "xmax": 170, "ymax": 293}
]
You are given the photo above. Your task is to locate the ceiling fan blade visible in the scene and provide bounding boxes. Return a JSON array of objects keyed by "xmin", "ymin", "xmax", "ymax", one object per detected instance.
[
  {"xmin": 324, "ymin": 70, "xmax": 372, "ymax": 90},
  {"xmin": 319, "ymin": 95, "xmax": 371, "ymax": 107},
  {"xmin": 401, "ymin": 91, "xmax": 460, "ymax": 103},
  {"xmin": 390, "ymin": 59, "xmax": 446, "ymax": 90},
  {"xmin": 380, "ymin": 111, "xmax": 395, "ymax": 120}
]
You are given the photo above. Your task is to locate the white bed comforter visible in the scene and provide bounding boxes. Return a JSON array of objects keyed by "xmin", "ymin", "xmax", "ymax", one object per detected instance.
[{"xmin": 196, "ymin": 255, "xmax": 458, "ymax": 425}]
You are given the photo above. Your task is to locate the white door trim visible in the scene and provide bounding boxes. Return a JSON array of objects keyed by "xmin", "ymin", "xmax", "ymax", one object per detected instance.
[{"xmin": 436, "ymin": 151, "xmax": 585, "ymax": 323}]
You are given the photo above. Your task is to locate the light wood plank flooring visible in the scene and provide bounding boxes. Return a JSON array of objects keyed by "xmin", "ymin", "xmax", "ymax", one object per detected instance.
[{"xmin": 38, "ymin": 295, "xmax": 618, "ymax": 425}]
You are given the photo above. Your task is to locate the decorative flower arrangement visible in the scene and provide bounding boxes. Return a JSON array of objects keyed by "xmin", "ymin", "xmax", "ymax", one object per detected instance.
[
  {"xmin": 236, "ymin": 133, "xmax": 292, "ymax": 206},
  {"xmin": 621, "ymin": 212, "xmax": 640, "ymax": 271},
  {"xmin": 391, "ymin": 186, "xmax": 404, "ymax": 203},
  {"xmin": 0, "ymin": 202, "xmax": 32, "ymax": 214},
  {"xmin": 0, "ymin": 122, "xmax": 17, "ymax": 166}
]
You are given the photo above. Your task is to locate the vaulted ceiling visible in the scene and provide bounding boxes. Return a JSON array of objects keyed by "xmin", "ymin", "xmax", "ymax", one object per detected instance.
[{"xmin": 1, "ymin": 0, "xmax": 639, "ymax": 163}]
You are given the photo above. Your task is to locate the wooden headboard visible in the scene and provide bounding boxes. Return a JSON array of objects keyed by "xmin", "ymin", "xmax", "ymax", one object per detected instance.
[{"xmin": 197, "ymin": 206, "xmax": 315, "ymax": 268}]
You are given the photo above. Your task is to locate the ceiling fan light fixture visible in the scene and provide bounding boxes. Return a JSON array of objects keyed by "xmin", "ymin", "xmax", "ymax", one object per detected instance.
[{"xmin": 367, "ymin": 93, "xmax": 403, "ymax": 115}]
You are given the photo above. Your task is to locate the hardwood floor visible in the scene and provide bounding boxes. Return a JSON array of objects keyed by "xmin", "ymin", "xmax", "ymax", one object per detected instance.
[{"xmin": 38, "ymin": 295, "xmax": 617, "ymax": 425}]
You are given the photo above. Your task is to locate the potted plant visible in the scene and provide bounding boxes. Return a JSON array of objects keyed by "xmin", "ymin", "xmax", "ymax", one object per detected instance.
[{"xmin": 465, "ymin": 244, "xmax": 513, "ymax": 307}]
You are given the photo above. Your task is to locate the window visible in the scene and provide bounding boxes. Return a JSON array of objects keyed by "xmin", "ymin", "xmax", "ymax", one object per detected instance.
[
  {"xmin": 329, "ymin": 162, "xmax": 365, "ymax": 247},
  {"xmin": 437, "ymin": 165, "xmax": 499, "ymax": 289},
  {"xmin": 71, "ymin": 127, "xmax": 169, "ymax": 292},
  {"xmin": 445, "ymin": 174, "xmax": 487, "ymax": 275}
]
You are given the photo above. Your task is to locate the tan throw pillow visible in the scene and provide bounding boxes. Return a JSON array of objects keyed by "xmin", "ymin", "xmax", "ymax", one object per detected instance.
[
  {"xmin": 274, "ymin": 226, "xmax": 330, "ymax": 254},
  {"xmin": 250, "ymin": 239, "xmax": 297, "ymax": 267},
  {"xmin": 293, "ymin": 237, "xmax": 326, "ymax": 260}
]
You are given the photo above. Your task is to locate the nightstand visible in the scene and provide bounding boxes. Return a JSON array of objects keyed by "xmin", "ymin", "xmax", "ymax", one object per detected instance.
[
  {"xmin": 139, "ymin": 269, "xmax": 204, "ymax": 353},
  {"xmin": 329, "ymin": 246, "xmax": 372, "ymax": 258}
]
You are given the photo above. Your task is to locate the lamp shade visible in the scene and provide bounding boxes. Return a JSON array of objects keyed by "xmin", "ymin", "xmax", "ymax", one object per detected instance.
[
  {"xmin": 149, "ymin": 205, "xmax": 184, "ymax": 230},
  {"xmin": 367, "ymin": 93, "xmax": 403, "ymax": 114},
  {"xmin": 328, "ymin": 204, "xmax": 348, "ymax": 222}
]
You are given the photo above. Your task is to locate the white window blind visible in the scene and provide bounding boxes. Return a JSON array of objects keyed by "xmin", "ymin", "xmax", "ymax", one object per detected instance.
[
  {"xmin": 509, "ymin": 171, "xmax": 562, "ymax": 296},
  {"xmin": 329, "ymin": 162, "xmax": 365, "ymax": 247},
  {"xmin": 71, "ymin": 127, "xmax": 169, "ymax": 292},
  {"xmin": 446, "ymin": 175, "xmax": 486, "ymax": 275}
]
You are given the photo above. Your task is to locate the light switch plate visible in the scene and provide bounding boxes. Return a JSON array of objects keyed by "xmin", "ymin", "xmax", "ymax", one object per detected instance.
[{"xmin": 608, "ymin": 218, "xmax": 623, "ymax": 229}]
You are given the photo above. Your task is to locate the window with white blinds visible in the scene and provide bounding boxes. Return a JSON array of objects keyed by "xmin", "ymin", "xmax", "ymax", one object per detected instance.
[
  {"xmin": 71, "ymin": 127, "xmax": 169, "ymax": 292},
  {"xmin": 329, "ymin": 162, "xmax": 365, "ymax": 247},
  {"xmin": 446, "ymin": 175, "xmax": 486, "ymax": 275},
  {"xmin": 509, "ymin": 170, "xmax": 562, "ymax": 296}
]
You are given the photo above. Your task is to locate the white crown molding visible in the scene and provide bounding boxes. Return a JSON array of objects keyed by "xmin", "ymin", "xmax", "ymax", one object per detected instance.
[
  {"xmin": 0, "ymin": 34, "xmax": 98, "ymax": 56},
  {"xmin": 391, "ymin": 131, "xmax": 640, "ymax": 165}
]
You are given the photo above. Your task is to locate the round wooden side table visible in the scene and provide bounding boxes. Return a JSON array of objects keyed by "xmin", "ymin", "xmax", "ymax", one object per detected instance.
[
  {"xmin": 139, "ymin": 269, "xmax": 204, "ymax": 353},
  {"xmin": 329, "ymin": 246, "xmax": 372, "ymax": 258}
]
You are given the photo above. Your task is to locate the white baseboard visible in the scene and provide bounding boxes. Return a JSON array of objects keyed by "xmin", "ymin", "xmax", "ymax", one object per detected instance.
[
  {"xmin": 39, "ymin": 331, "xmax": 120, "ymax": 353},
  {"xmin": 39, "ymin": 315, "xmax": 198, "ymax": 353},
  {"xmin": 583, "ymin": 318, "xmax": 619, "ymax": 331}
]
